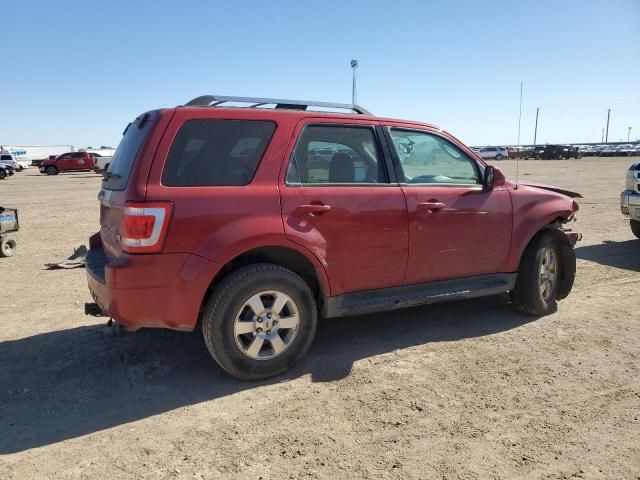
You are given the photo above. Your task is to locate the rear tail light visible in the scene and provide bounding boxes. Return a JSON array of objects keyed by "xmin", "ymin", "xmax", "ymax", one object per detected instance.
[{"xmin": 120, "ymin": 202, "xmax": 173, "ymax": 253}]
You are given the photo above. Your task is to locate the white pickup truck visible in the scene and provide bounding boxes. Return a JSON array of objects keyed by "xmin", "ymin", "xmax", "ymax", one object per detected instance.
[
  {"xmin": 620, "ymin": 161, "xmax": 640, "ymax": 238},
  {"xmin": 92, "ymin": 154, "xmax": 113, "ymax": 174}
]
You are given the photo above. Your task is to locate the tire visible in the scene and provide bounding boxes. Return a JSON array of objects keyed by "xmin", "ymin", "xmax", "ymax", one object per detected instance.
[
  {"xmin": 631, "ymin": 220, "xmax": 640, "ymax": 239},
  {"xmin": 46, "ymin": 165, "xmax": 58, "ymax": 175},
  {"xmin": 0, "ymin": 169, "xmax": 5, "ymax": 180},
  {"xmin": 495, "ymin": 154, "xmax": 503, "ymax": 160},
  {"xmin": 0, "ymin": 237, "xmax": 17, "ymax": 257},
  {"xmin": 16, "ymin": 166, "xmax": 23, "ymax": 172},
  {"xmin": 202, "ymin": 263, "xmax": 318, "ymax": 380},
  {"xmin": 511, "ymin": 232, "xmax": 561, "ymax": 316}
]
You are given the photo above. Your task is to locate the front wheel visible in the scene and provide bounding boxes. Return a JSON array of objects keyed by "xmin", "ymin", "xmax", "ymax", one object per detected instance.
[
  {"xmin": 511, "ymin": 232, "xmax": 561, "ymax": 315},
  {"xmin": 202, "ymin": 263, "xmax": 318, "ymax": 380},
  {"xmin": 631, "ymin": 219, "xmax": 640, "ymax": 239},
  {"xmin": 0, "ymin": 169, "xmax": 5, "ymax": 180},
  {"xmin": 16, "ymin": 166, "xmax": 23, "ymax": 172},
  {"xmin": 46, "ymin": 166, "xmax": 58, "ymax": 175}
]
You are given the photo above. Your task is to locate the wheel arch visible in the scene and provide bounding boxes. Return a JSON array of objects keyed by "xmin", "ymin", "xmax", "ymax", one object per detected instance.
[
  {"xmin": 512, "ymin": 221, "xmax": 576, "ymax": 300},
  {"xmin": 197, "ymin": 244, "xmax": 331, "ymax": 325}
]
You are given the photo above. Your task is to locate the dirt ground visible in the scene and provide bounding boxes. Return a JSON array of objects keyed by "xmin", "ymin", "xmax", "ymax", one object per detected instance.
[{"xmin": 0, "ymin": 157, "xmax": 638, "ymax": 479}]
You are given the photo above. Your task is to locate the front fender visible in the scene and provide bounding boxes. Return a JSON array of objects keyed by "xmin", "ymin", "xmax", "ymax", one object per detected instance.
[{"xmin": 507, "ymin": 185, "xmax": 577, "ymax": 272}]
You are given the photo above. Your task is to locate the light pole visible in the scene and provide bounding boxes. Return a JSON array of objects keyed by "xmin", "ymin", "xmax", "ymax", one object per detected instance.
[
  {"xmin": 628, "ymin": 126, "xmax": 632, "ymax": 142},
  {"xmin": 533, "ymin": 107, "xmax": 539, "ymax": 146},
  {"xmin": 605, "ymin": 108, "xmax": 611, "ymax": 143},
  {"xmin": 351, "ymin": 59, "xmax": 358, "ymax": 105}
]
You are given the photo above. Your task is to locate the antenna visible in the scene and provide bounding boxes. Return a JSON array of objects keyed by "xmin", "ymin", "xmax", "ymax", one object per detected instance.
[{"xmin": 516, "ymin": 81, "xmax": 523, "ymax": 188}]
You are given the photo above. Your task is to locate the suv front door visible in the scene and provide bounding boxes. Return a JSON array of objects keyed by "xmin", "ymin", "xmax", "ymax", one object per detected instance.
[
  {"xmin": 280, "ymin": 120, "xmax": 408, "ymax": 295},
  {"xmin": 384, "ymin": 126, "xmax": 512, "ymax": 285}
]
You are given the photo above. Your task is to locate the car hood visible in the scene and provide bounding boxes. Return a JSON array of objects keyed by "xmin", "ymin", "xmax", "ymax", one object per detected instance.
[{"xmin": 515, "ymin": 182, "xmax": 583, "ymax": 198}]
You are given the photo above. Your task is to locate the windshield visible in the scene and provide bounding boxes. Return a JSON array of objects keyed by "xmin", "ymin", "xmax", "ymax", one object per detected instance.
[{"xmin": 103, "ymin": 111, "xmax": 157, "ymax": 190}]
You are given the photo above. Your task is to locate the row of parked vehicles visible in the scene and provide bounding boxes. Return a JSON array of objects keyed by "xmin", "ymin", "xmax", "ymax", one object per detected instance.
[
  {"xmin": 473, "ymin": 143, "xmax": 640, "ymax": 160},
  {"xmin": 0, "ymin": 150, "xmax": 115, "ymax": 179},
  {"xmin": 0, "ymin": 152, "xmax": 31, "ymax": 179}
]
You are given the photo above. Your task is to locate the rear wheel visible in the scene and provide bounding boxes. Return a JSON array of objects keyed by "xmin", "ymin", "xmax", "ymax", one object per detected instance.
[
  {"xmin": 495, "ymin": 154, "xmax": 504, "ymax": 160},
  {"xmin": 511, "ymin": 232, "xmax": 560, "ymax": 315},
  {"xmin": 202, "ymin": 263, "xmax": 318, "ymax": 380},
  {"xmin": 0, "ymin": 169, "xmax": 5, "ymax": 180},
  {"xmin": 46, "ymin": 165, "xmax": 58, "ymax": 175},
  {"xmin": 16, "ymin": 166, "xmax": 23, "ymax": 172},
  {"xmin": 631, "ymin": 219, "xmax": 640, "ymax": 239},
  {"xmin": 0, "ymin": 237, "xmax": 17, "ymax": 257}
]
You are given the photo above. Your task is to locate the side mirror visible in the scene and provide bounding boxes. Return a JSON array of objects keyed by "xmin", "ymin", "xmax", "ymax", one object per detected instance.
[{"xmin": 483, "ymin": 165, "xmax": 506, "ymax": 189}]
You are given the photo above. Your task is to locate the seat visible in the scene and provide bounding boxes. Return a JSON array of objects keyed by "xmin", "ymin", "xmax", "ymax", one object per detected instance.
[{"xmin": 328, "ymin": 153, "xmax": 355, "ymax": 183}]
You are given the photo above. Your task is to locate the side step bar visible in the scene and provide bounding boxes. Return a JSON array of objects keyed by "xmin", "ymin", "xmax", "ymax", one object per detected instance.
[{"xmin": 323, "ymin": 273, "xmax": 517, "ymax": 318}]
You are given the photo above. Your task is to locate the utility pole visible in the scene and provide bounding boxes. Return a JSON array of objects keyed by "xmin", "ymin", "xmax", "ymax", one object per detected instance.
[
  {"xmin": 605, "ymin": 109, "xmax": 611, "ymax": 143},
  {"xmin": 601, "ymin": 128, "xmax": 604, "ymax": 143},
  {"xmin": 351, "ymin": 59, "xmax": 358, "ymax": 105},
  {"xmin": 533, "ymin": 107, "xmax": 539, "ymax": 146},
  {"xmin": 628, "ymin": 126, "xmax": 632, "ymax": 142},
  {"xmin": 517, "ymin": 81, "xmax": 523, "ymax": 147}
]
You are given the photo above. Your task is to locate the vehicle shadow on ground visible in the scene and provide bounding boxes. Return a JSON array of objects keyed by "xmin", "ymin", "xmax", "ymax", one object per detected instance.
[
  {"xmin": 0, "ymin": 294, "xmax": 535, "ymax": 454},
  {"xmin": 575, "ymin": 240, "xmax": 640, "ymax": 272}
]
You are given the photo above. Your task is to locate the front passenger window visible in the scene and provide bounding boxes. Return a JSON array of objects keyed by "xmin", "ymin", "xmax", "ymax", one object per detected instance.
[{"xmin": 389, "ymin": 129, "xmax": 480, "ymax": 185}]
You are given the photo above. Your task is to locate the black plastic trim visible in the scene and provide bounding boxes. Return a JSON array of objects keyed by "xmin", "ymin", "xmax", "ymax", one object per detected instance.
[{"xmin": 322, "ymin": 273, "xmax": 517, "ymax": 318}]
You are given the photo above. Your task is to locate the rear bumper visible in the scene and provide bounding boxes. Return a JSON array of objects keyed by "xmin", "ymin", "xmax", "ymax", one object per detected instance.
[
  {"xmin": 86, "ymin": 247, "xmax": 221, "ymax": 331},
  {"xmin": 620, "ymin": 190, "xmax": 640, "ymax": 220}
]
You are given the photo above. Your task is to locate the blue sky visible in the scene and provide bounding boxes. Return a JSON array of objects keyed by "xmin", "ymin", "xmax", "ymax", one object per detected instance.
[{"xmin": 2, "ymin": 0, "xmax": 639, "ymax": 147}]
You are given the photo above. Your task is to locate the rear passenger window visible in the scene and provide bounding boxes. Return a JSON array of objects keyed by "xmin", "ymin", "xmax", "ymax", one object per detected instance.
[
  {"xmin": 286, "ymin": 125, "xmax": 387, "ymax": 184},
  {"xmin": 163, "ymin": 120, "xmax": 276, "ymax": 186}
]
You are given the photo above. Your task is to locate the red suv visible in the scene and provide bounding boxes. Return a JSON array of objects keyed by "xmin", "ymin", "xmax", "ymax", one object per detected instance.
[
  {"xmin": 86, "ymin": 95, "xmax": 580, "ymax": 380},
  {"xmin": 40, "ymin": 151, "xmax": 97, "ymax": 175}
]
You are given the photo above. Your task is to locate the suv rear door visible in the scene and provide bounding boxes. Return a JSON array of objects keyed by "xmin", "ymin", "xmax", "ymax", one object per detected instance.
[
  {"xmin": 383, "ymin": 125, "xmax": 512, "ymax": 284},
  {"xmin": 280, "ymin": 119, "xmax": 408, "ymax": 295}
]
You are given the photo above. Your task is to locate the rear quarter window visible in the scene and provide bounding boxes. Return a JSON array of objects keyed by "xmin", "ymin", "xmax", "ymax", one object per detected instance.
[{"xmin": 162, "ymin": 119, "xmax": 276, "ymax": 187}]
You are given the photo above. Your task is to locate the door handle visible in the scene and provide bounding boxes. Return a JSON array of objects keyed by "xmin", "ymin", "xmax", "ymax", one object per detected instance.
[
  {"xmin": 417, "ymin": 201, "xmax": 445, "ymax": 211},
  {"xmin": 297, "ymin": 204, "xmax": 332, "ymax": 215}
]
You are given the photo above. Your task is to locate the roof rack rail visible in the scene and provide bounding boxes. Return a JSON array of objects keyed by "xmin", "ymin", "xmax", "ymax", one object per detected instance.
[{"xmin": 183, "ymin": 95, "xmax": 372, "ymax": 115}]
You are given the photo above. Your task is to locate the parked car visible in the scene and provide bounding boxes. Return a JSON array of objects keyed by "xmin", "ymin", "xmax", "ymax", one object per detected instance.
[
  {"xmin": 477, "ymin": 146, "xmax": 508, "ymax": 160},
  {"xmin": 85, "ymin": 94, "xmax": 581, "ymax": 380},
  {"xmin": 621, "ymin": 161, "xmax": 640, "ymax": 239},
  {"xmin": 92, "ymin": 154, "xmax": 114, "ymax": 173},
  {"xmin": 535, "ymin": 145, "xmax": 567, "ymax": 160},
  {"xmin": 2, "ymin": 153, "xmax": 30, "ymax": 171},
  {"xmin": 600, "ymin": 145, "xmax": 618, "ymax": 157},
  {"xmin": 39, "ymin": 151, "xmax": 97, "ymax": 175},
  {"xmin": 0, "ymin": 164, "xmax": 12, "ymax": 179},
  {"xmin": 617, "ymin": 145, "xmax": 636, "ymax": 157},
  {"xmin": 0, "ymin": 153, "xmax": 20, "ymax": 172},
  {"xmin": 565, "ymin": 146, "xmax": 582, "ymax": 159}
]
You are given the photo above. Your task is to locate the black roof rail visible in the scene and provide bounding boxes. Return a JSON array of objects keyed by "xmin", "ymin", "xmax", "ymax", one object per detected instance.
[{"xmin": 183, "ymin": 95, "xmax": 372, "ymax": 115}]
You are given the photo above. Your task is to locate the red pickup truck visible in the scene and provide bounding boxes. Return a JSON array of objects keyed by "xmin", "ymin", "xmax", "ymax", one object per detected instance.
[{"xmin": 39, "ymin": 152, "xmax": 97, "ymax": 175}]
